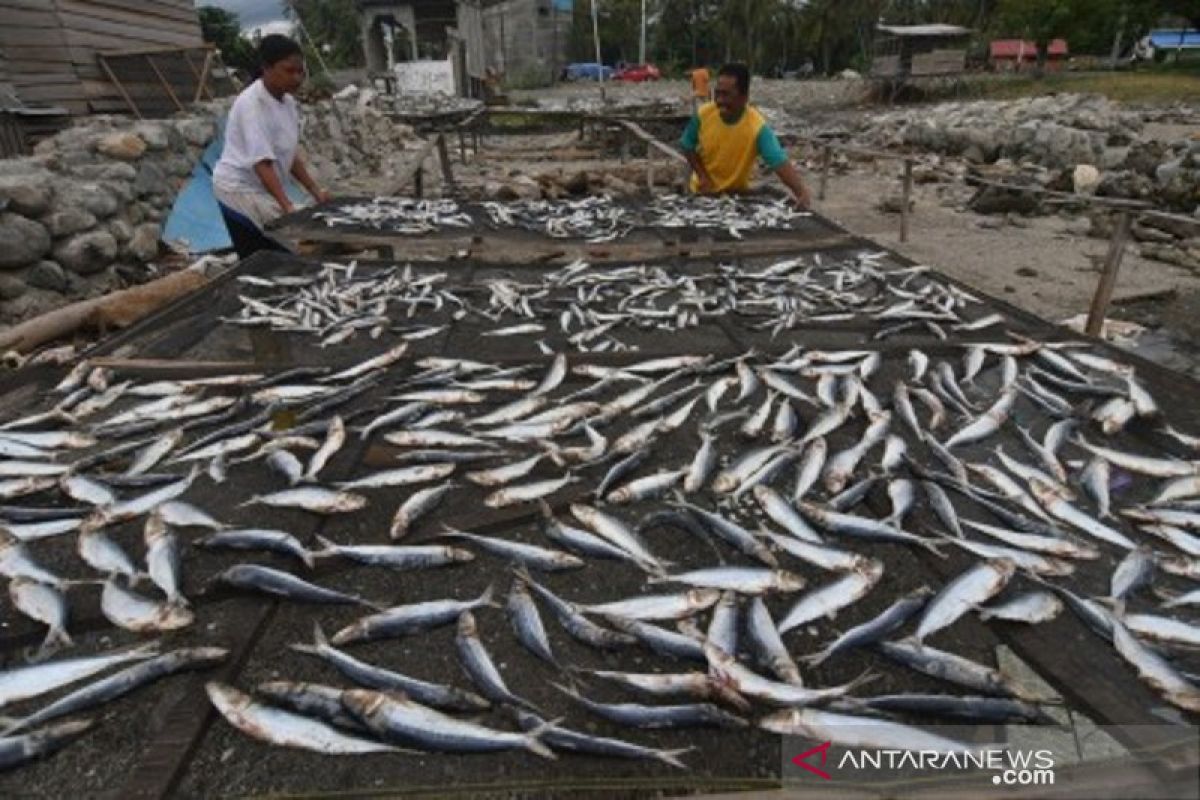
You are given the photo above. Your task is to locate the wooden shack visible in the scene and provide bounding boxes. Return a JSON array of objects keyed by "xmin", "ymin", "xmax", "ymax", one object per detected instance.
[{"xmin": 0, "ymin": 0, "xmax": 207, "ymax": 116}]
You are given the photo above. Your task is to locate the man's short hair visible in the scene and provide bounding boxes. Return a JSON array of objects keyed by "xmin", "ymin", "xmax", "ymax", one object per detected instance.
[
  {"xmin": 260, "ymin": 34, "xmax": 303, "ymax": 67},
  {"xmin": 718, "ymin": 63, "xmax": 750, "ymax": 96}
]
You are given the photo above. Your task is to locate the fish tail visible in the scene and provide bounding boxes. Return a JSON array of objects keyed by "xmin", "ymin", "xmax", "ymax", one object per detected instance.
[
  {"xmin": 845, "ymin": 669, "xmax": 880, "ymax": 694},
  {"xmin": 798, "ymin": 649, "xmax": 830, "ymax": 668},
  {"xmin": 523, "ymin": 717, "xmax": 561, "ymax": 760},
  {"xmin": 657, "ymin": 746, "xmax": 696, "ymax": 770},
  {"xmin": 479, "ymin": 582, "xmax": 499, "ymax": 608}
]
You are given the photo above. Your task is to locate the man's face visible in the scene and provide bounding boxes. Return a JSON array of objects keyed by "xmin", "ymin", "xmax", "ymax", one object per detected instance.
[
  {"xmin": 714, "ymin": 74, "xmax": 747, "ymax": 118},
  {"xmin": 264, "ymin": 54, "xmax": 306, "ymax": 95}
]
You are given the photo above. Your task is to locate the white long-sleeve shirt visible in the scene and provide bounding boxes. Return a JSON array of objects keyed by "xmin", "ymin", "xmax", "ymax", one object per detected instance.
[{"xmin": 213, "ymin": 79, "xmax": 301, "ymax": 195}]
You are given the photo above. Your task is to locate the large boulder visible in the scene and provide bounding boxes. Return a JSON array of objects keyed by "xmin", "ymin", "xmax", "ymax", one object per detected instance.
[
  {"xmin": 71, "ymin": 162, "xmax": 138, "ymax": 182},
  {"xmin": 132, "ymin": 122, "xmax": 171, "ymax": 151},
  {"xmin": 43, "ymin": 208, "xmax": 98, "ymax": 238},
  {"xmin": 95, "ymin": 132, "xmax": 147, "ymax": 161},
  {"xmin": 0, "ymin": 172, "xmax": 54, "ymax": 217},
  {"xmin": 25, "ymin": 260, "xmax": 70, "ymax": 293},
  {"xmin": 126, "ymin": 222, "xmax": 160, "ymax": 262},
  {"xmin": 53, "ymin": 229, "xmax": 119, "ymax": 275},
  {"xmin": 0, "ymin": 213, "xmax": 52, "ymax": 269},
  {"xmin": 53, "ymin": 180, "xmax": 119, "ymax": 219},
  {"xmin": 174, "ymin": 118, "xmax": 215, "ymax": 147}
]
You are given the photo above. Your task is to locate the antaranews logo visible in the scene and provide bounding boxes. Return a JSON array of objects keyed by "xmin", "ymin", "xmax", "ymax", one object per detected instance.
[{"xmin": 789, "ymin": 741, "xmax": 1055, "ymax": 787}]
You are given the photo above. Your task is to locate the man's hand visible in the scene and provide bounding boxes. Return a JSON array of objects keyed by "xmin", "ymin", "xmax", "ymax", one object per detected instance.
[
  {"xmin": 696, "ymin": 175, "xmax": 717, "ymax": 195},
  {"xmin": 279, "ymin": 199, "xmax": 296, "ymax": 215},
  {"xmin": 314, "ymin": 188, "xmax": 332, "ymax": 204},
  {"xmin": 791, "ymin": 182, "xmax": 812, "ymax": 211}
]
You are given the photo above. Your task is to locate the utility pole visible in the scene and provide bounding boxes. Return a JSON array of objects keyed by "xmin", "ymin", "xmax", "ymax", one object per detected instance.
[
  {"xmin": 591, "ymin": 0, "xmax": 602, "ymax": 81},
  {"xmin": 639, "ymin": 0, "xmax": 646, "ymax": 64}
]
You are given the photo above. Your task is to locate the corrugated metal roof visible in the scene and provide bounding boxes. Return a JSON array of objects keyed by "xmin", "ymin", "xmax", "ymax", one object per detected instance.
[
  {"xmin": 990, "ymin": 39, "xmax": 1069, "ymax": 58},
  {"xmin": 877, "ymin": 24, "xmax": 971, "ymax": 37},
  {"xmin": 1148, "ymin": 29, "xmax": 1200, "ymax": 49}
]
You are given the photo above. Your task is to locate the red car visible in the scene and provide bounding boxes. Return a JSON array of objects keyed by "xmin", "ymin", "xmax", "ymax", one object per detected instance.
[{"xmin": 613, "ymin": 63, "xmax": 661, "ymax": 82}]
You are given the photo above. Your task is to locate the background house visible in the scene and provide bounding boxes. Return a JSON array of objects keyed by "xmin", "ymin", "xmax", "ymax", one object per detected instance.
[{"xmin": 989, "ymin": 39, "xmax": 1069, "ymax": 72}]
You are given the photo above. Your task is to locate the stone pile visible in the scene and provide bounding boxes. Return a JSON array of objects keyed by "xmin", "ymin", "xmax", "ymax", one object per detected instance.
[
  {"xmin": 0, "ymin": 111, "xmax": 218, "ymax": 322},
  {"xmin": 861, "ymin": 93, "xmax": 1144, "ymax": 170},
  {"xmin": 302, "ymin": 86, "xmax": 423, "ymax": 187}
]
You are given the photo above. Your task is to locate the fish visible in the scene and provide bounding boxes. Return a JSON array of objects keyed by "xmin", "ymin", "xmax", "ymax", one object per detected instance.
[
  {"xmin": 552, "ymin": 683, "xmax": 747, "ymax": 730},
  {"xmin": 512, "ymin": 710, "xmax": 689, "ymax": 768},
  {"xmin": 803, "ymin": 587, "xmax": 933, "ymax": 667},
  {"xmin": 484, "ymin": 474, "xmax": 575, "ymax": 508},
  {"xmin": 778, "ymin": 559, "xmax": 884, "ymax": 634},
  {"xmin": 389, "ymin": 483, "xmax": 455, "ymax": 539},
  {"xmin": 3, "ymin": 647, "xmax": 228, "ymax": 736},
  {"xmin": 977, "ymin": 592, "xmax": 1063, "ymax": 624},
  {"xmin": 875, "ymin": 639, "xmax": 1046, "ymax": 701},
  {"xmin": 581, "ymin": 588, "xmax": 721, "ymax": 621},
  {"xmin": 506, "ymin": 577, "xmax": 558, "ymax": 667},
  {"xmin": 0, "ymin": 718, "xmax": 95, "ymax": 771},
  {"xmin": 455, "ymin": 611, "xmax": 542, "ymax": 712},
  {"xmin": 143, "ymin": 514, "xmax": 185, "ymax": 606},
  {"xmin": 342, "ymin": 689, "xmax": 555, "ymax": 757},
  {"xmin": 439, "ymin": 527, "xmax": 583, "ymax": 571},
  {"xmin": 241, "ymin": 487, "xmax": 367, "ymax": 514},
  {"xmin": 0, "ymin": 641, "xmax": 159, "ymax": 710},
  {"xmin": 336, "ymin": 463, "xmax": 456, "ymax": 490},
  {"xmin": 197, "ymin": 529, "xmax": 315, "ymax": 569},
  {"xmin": 100, "ymin": 579, "xmax": 193, "ymax": 633},
  {"xmin": 331, "ymin": 585, "xmax": 496, "ymax": 645},
  {"xmin": 9, "ymin": 578, "xmax": 72, "ymax": 654},
  {"xmin": 915, "ymin": 560, "xmax": 1016, "ymax": 643},
  {"xmin": 291, "ymin": 624, "xmax": 488, "ymax": 711},
  {"xmin": 1111, "ymin": 619, "xmax": 1200, "ymax": 713},
  {"xmin": 704, "ymin": 643, "xmax": 872, "ymax": 707},
  {"xmin": 206, "ymin": 682, "xmax": 401, "ymax": 754},
  {"xmin": 652, "ymin": 567, "xmax": 806, "ymax": 595},
  {"xmin": 214, "ymin": 565, "xmax": 379, "ymax": 608},
  {"xmin": 746, "ymin": 596, "xmax": 803, "ymax": 685}
]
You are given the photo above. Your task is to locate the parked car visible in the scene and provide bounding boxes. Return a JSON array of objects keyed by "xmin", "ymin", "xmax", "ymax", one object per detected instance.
[
  {"xmin": 613, "ymin": 63, "xmax": 661, "ymax": 82},
  {"xmin": 562, "ymin": 62, "xmax": 614, "ymax": 81}
]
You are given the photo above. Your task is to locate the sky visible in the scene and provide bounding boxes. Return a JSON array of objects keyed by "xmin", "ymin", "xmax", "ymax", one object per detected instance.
[{"xmin": 195, "ymin": 0, "xmax": 285, "ymax": 30}]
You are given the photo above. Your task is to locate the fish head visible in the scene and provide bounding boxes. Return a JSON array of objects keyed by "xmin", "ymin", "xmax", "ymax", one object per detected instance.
[
  {"xmin": 457, "ymin": 609, "xmax": 478, "ymax": 636},
  {"xmin": 340, "ymin": 689, "xmax": 388, "ymax": 721},
  {"xmin": 448, "ymin": 547, "xmax": 476, "ymax": 563},
  {"xmin": 777, "ymin": 571, "xmax": 808, "ymax": 592}
]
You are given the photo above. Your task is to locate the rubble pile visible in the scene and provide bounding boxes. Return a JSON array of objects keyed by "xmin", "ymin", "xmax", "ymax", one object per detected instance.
[{"xmin": 0, "ymin": 111, "xmax": 219, "ymax": 323}]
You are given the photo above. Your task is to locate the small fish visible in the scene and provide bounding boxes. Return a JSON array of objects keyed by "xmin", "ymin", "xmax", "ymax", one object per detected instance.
[
  {"xmin": 241, "ymin": 487, "xmax": 367, "ymax": 514},
  {"xmin": 206, "ymin": 683, "xmax": 400, "ymax": 755},
  {"xmin": 197, "ymin": 528, "xmax": 316, "ymax": 569},
  {"xmin": 331, "ymin": 585, "xmax": 497, "ymax": 645},
  {"xmin": 977, "ymin": 592, "xmax": 1063, "ymax": 624},
  {"xmin": 915, "ymin": 559, "xmax": 1016, "ymax": 643},
  {"xmin": 215, "ymin": 564, "xmax": 379, "ymax": 608},
  {"xmin": 9, "ymin": 578, "xmax": 72, "ymax": 654}
]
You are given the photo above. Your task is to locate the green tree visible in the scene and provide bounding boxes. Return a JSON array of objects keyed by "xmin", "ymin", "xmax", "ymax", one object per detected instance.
[
  {"xmin": 197, "ymin": 5, "xmax": 257, "ymax": 72},
  {"xmin": 994, "ymin": 0, "xmax": 1074, "ymax": 72},
  {"xmin": 282, "ymin": 0, "xmax": 365, "ymax": 68}
]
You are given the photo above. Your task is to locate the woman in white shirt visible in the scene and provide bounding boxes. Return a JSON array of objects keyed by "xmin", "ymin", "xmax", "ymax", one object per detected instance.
[{"xmin": 213, "ymin": 35, "xmax": 329, "ymax": 229}]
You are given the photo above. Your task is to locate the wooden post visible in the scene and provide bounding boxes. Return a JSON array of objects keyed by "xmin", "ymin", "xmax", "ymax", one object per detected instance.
[
  {"xmin": 458, "ymin": 128, "xmax": 466, "ymax": 163},
  {"xmin": 1085, "ymin": 211, "xmax": 1132, "ymax": 338},
  {"xmin": 646, "ymin": 159, "xmax": 655, "ymax": 194},
  {"xmin": 818, "ymin": 144, "xmax": 832, "ymax": 201},
  {"xmin": 98, "ymin": 56, "xmax": 143, "ymax": 120},
  {"xmin": 145, "ymin": 54, "xmax": 185, "ymax": 112},
  {"xmin": 414, "ymin": 166, "xmax": 424, "ymax": 199},
  {"xmin": 436, "ymin": 133, "xmax": 454, "ymax": 188},
  {"xmin": 900, "ymin": 158, "xmax": 913, "ymax": 243}
]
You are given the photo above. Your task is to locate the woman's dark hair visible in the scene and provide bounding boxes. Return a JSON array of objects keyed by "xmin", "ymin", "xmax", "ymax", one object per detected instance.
[
  {"xmin": 259, "ymin": 34, "xmax": 303, "ymax": 67},
  {"xmin": 718, "ymin": 63, "xmax": 751, "ymax": 96}
]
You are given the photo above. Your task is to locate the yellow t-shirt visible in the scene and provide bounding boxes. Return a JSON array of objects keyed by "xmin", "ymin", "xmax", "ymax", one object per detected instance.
[{"xmin": 687, "ymin": 102, "xmax": 767, "ymax": 194}]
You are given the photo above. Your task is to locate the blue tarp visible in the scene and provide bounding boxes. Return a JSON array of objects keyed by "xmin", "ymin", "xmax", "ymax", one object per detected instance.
[
  {"xmin": 1148, "ymin": 29, "xmax": 1200, "ymax": 50},
  {"xmin": 162, "ymin": 115, "xmax": 310, "ymax": 255}
]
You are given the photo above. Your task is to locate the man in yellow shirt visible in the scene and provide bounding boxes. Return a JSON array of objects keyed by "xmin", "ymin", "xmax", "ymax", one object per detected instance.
[{"xmin": 680, "ymin": 63, "xmax": 811, "ymax": 209}]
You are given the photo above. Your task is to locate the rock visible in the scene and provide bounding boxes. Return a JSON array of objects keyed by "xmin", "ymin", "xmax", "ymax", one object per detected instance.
[
  {"xmin": 109, "ymin": 218, "xmax": 133, "ymax": 244},
  {"xmin": 95, "ymin": 132, "xmax": 147, "ymax": 161},
  {"xmin": 71, "ymin": 163, "xmax": 138, "ymax": 182},
  {"xmin": 53, "ymin": 180, "xmax": 118, "ymax": 219},
  {"xmin": 509, "ymin": 175, "xmax": 541, "ymax": 200},
  {"xmin": 1062, "ymin": 216, "xmax": 1092, "ymax": 236},
  {"xmin": 837, "ymin": 69, "xmax": 862, "ymax": 80},
  {"xmin": 126, "ymin": 223, "xmax": 161, "ymax": 262},
  {"xmin": 877, "ymin": 194, "xmax": 914, "ymax": 214},
  {"xmin": 174, "ymin": 118, "xmax": 215, "ymax": 147},
  {"xmin": 976, "ymin": 216, "xmax": 1005, "ymax": 230},
  {"xmin": 26, "ymin": 260, "xmax": 69, "ymax": 293},
  {"xmin": 133, "ymin": 161, "xmax": 168, "ymax": 198},
  {"xmin": 1073, "ymin": 164, "xmax": 1101, "ymax": 195},
  {"xmin": 132, "ymin": 122, "xmax": 171, "ymax": 150},
  {"xmin": 1132, "ymin": 223, "xmax": 1177, "ymax": 244},
  {"xmin": 53, "ymin": 230, "xmax": 119, "ymax": 275},
  {"xmin": 1140, "ymin": 243, "xmax": 1200, "ymax": 271},
  {"xmin": 0, "ymin": 213, "xmax": 52, "ymax": 269},
  {"xmin": 1015, "ymin": 266, "xmax": 1038, "ymax": 277},
  {"xmin": 1156, "ymin": 158, "xmax": 1184, "ymax": 186},
  {"xmin": 968, "ymin": 185, "xmax": 1041, "ymax": 216},
  {"xmin": 43, "ymin": 208, "xmax": 98, "ymax": 238},
  {"xmin": 163, "ymin": 155, "xmax": 194, "ymax": 179},
  {"xmin": 0, "ymin": 173, "xmax": 54, "ymax": 217},
  {"xmin": 563, "ymin": 171, "xmax": 590, "ymax": 195},
  {"xmin": 0, "ymin": 274, "xmax": 26, "ymax": 301}
]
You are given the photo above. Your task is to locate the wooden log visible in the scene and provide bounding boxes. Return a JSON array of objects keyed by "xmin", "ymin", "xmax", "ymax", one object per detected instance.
[
  {"xmin": 1086, "ymin": 211, "xmax": 1132, "ymax": 337},
  {"xmin": 0, "ymin": 268, "xmax": 209, "ymax": 354},
  {"xmin": 818, "ymin": 144, "xmax": 832, "ymax": 201}
]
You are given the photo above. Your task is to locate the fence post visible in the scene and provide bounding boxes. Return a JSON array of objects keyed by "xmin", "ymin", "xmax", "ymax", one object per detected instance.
[
  {"xmin": 900, "ymin": 158, "xmax": 913, "ymax": 243},
  {"xmin": 1085, "ymin": 211, "xmax": 1132, "ymax": 337},
  {"xmin": 818, "ymin": 145, "xmax": 832, "ymax": 201}
]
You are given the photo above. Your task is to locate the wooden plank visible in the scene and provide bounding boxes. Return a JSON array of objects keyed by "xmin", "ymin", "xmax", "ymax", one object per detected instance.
[
  {"xmin": 57, "ymin": 0, "xmax": 202, "ymax": 26},
  {"xmin": 97, "ymin": 54, "xmax": 141, "ymax": 118},
  {"xmin": 1085, "ymin": 210, "xmax": 1131, "ymax": 336},
  {"xmin": 55, "ymin": 0, "xmax": 202, "ymax": 37},
  {"xmin": 144, "ymin": 53, "xmax": 184, "ymax": 112},
  {"xmin": 0, "ymin": 7, "xmax": 64, "ymax": 28}
]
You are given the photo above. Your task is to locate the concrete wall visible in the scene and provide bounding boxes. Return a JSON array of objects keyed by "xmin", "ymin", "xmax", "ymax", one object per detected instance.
[{"xmin": 479, "ymin": 0, "xmax": 570, "ymax": 82}]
